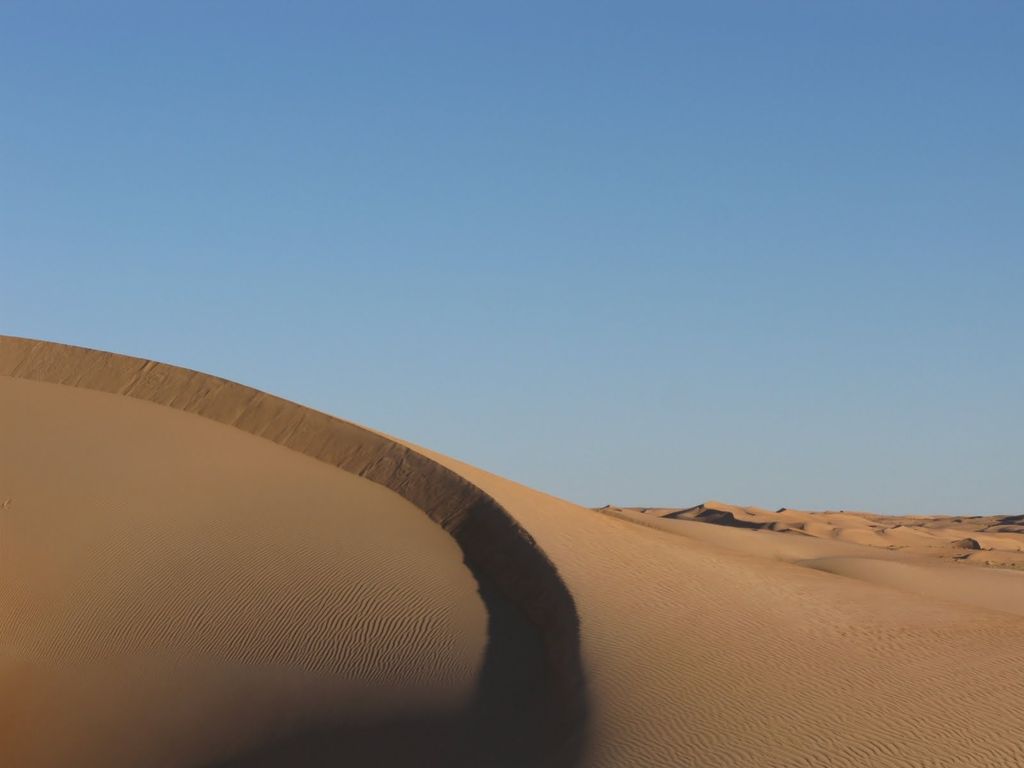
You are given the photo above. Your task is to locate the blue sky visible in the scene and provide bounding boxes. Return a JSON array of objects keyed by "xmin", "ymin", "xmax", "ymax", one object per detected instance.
[{"xmin": 2, "ymin": 2, "xmax": 1021, "ymax": 514}]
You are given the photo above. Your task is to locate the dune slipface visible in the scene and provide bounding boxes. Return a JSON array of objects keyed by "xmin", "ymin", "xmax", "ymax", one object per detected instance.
[
  {"xmin": 0, "ymin": 337, "xmax": 583, "ymax": 768},
  {"xmin": 4, "ymin": 336, "xmax": 1024, "ymax": 767}
]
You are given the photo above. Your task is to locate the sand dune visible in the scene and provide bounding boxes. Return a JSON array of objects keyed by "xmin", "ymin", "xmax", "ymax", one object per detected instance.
[
  {"xmin": 606, "ymin": 501, "xmax": 1024, "ymax": 570},
  {"xmin": 3, "ymin": 336, "xmax": 1024, "ymax": 767},
  {"xmin": 0, "ymin": 337, "xmax": 580, "ymax": 767}
]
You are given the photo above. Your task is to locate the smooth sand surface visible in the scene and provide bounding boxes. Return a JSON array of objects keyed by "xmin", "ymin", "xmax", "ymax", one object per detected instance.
[{"xmin": 3, "ymin": 336, "xmax": 1024, "ymax": 767}]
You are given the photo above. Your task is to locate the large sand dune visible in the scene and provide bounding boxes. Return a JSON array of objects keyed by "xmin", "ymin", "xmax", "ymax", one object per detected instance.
[{"xmin": 3, "ymin": 336, "xmax": 1024, "ymax": 767}]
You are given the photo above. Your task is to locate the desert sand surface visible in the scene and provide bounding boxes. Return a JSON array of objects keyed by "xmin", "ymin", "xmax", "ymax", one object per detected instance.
[
  {"xmin": 610, "ymin": 501, "xmax": 1024, "ymax": 569},
  {"xmin": 3, "ymin": 336, "xmax": 1024, "ymax": 767}
]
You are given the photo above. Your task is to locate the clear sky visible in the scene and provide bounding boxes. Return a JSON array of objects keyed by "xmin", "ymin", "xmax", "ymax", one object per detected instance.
[{"xmin": 2, "ymin": 2, "xmax": 1021, "ymax": 515}]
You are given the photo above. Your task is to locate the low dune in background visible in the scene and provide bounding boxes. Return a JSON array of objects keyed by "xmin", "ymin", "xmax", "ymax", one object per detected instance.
[
  {"xmin": 609, "ymin": 501, "xmax": 1024, "ymax": 569},
  {"xmin": 3, "ymin": 337, "xmax": 1024, "ymax": 767}
]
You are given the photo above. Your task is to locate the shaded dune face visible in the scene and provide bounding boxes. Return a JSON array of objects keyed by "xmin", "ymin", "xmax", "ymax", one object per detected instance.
[{"xmin": 0, "ymin": 338, "xmax": 586, "ymax": 768}]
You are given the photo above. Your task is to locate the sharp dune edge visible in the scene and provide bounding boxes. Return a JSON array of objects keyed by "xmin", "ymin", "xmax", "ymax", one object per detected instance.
[
  {"xmin": 3, "ymin": 337, "xmax": 1024, "ymax": 767},
  {"xmin": 0, "ymin": 336, "xmax": 583, "ymax": 768}
]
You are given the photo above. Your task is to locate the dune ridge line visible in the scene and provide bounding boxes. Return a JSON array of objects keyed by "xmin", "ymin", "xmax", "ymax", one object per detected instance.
[{"xmin": 0, "ymin": 335, "xmax": 585, "ymax": 750}]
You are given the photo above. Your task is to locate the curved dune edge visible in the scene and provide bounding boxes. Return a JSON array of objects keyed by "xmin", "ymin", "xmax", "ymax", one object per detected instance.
[{"xmin": 0, "ymin": 335, "xmax": 585, "ymax": 759}]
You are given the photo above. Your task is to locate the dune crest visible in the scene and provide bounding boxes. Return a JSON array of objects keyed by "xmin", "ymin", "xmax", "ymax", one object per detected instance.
[{"xmin": 0, "ymin": 336, "xmax": 583, "ymax": 767}]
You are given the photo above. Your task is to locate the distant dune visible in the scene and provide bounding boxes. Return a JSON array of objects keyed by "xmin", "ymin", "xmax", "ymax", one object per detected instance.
[
  {"xmin": 606, "ymin": 500, "xmax": 1024, "ymax": 571},
  {"xmin": 3, "ymin": 337, "xmax": 1024, "ymax": 767}
]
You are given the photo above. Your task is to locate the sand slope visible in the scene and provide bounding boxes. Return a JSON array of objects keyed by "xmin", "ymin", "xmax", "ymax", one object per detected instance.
[
  {"xmin": 1, "ymin": 375, "xmax": 489, "ymax": 767},
  {"xmin": 432, "ymin": 471, "xmax": 1024, "ymax": 767},
  {"xmin": 3, "ymin": 336, "xmax": 1024, "ymax": 767},
  {"xmin": 0, "ymin": 337, "xmax": 581, "ymax": 767}
]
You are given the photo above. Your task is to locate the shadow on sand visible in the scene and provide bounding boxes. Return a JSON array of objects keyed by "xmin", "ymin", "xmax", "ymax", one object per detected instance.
[{"xmin": 205, "ymin": 568, "xmax": 587, "ymax": 768}]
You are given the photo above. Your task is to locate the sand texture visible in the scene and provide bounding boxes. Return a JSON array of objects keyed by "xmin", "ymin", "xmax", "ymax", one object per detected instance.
[{"xmin": 3, "ymin": 336, "xmax": 1024, "ymax": 767}]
